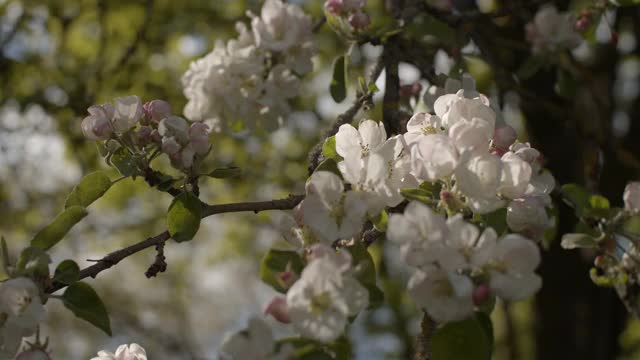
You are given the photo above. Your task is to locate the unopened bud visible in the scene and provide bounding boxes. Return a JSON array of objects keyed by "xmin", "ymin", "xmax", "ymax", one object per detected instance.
[
  {"xmin": 493, "ymin": 125, "xmax": 517, "ymax": 150},
  {"xmin": 324, "ymin": 0, "xmax": 344, "ymax": 14},
  {"xmin": 472, "ymin": 284, "xmax": 491, "ymax": 306},
  {"xmin": 143, "ymin": 99, "xmax": 172, "ymax": 123},
  {"xmin": 348, "ymin": 11, "xmax": 370, "ymax": 30},
  {"xmin": 264, "ymin": 297, "xmax": 291, "ymax": 324}
]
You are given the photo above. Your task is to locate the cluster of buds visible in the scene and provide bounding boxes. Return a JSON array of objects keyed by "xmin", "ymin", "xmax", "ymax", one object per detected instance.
[
  {"xmin": 575, "ymin": 9, "xmax": 595, "ymax": 32},
  {"xmin": 81, "ymin": 96, "xmax": 210, "ymax": 170},
  {"xmin": 324, "ymin": 0, "xmax": 370, "ymax": 32}
]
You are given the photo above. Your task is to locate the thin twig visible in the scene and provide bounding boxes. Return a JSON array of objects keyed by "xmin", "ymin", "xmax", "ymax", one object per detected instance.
[
  {"xmin": 312, "ymin": 16, "xmax": 326, "ymax": 33},
  {"xmin": 307, "ymin": 56, "xmax": 384, "ymax": 174},
  {"xmin": 47, "ymin": 194, "xmax": 304, "ymax": 293}
]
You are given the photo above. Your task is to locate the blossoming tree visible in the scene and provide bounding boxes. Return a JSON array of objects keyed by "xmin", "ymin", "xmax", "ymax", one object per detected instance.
[{"xmin": 2, "ymin": 0, "xmax": 640, "ymax": 359}]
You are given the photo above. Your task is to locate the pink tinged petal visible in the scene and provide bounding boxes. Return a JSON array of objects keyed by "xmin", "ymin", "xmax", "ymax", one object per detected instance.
[
  {"xmin": 144, "ymin": 99, "xmax": 172, "ymax": 123},
  {"xmin": 161, "ymin": 137, "xmax": 181, "ymax": 155},
  {"xmin": 265, "ymin": 297, "xmax": 291, "ymax": 323},
  {"xmin": 493, "ymin": 125, "xmax": 517, "ymax": 150},
  {"xmin": 180, "ymin": 144, "xmax": 196, "ymax": 168}
]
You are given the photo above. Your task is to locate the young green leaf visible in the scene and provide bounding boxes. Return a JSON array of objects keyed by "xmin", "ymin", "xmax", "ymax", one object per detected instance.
[
  {"xmin": 110, "ymin": 147, "xmax": 139, "ymax": 178},
  {"xmin": 167, "ymin": 193, "xmax": 202, "ymax": 242},
  {"xmin": 53, "ymin": 259, "xmax": 81, "ymax": 285},
  {"xmin": 65, "ymin": 171, "xmax": 112, "ymax": 208},
  {"xmin": 63, "ymin": 282, "xmax": 112, "ymax": 336},
  {"xmin": 315, "ymin": 159, "xmax": 343, "ymax": 178},
  {"xmin": 330, "ymin": 55, "xmax": 348, "ymax": 103},
  {"xmin": 400, "ymin": 188, "xmax": 433, "ymax": 204},
  {"xmin": 322, "ymin": 136, "xmax": 340, "ymax": 161},
  {"xmin": 260, "ymin": 249, "xmax": 304, "ymax": 293},
  {"xmin": 561, "ymin": 233, "xmax": 598, "ymax": 250},
  {"xmin": 31, "ymin": 206, "xmax": 88, "ymax": 251},
  {"xmin": 431, "ymin": 316, "xmax": 492, "ymax": 360}
]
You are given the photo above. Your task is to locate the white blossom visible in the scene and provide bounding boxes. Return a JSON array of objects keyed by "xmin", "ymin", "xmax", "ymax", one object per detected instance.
[
  {"xmin": 286, "ymin": 248, "xmax": 368, "ymax": 343},
  {"xmin": 410, "ymin": 134, "xmax": 459, "ymax": 182},
  {"xmin": 91, "ymin": 344, "xmax": 147, "ymax": 360},
  {"xmin": 439, "ymin": 215, "xmax": 497, "ymax": 272},
  {"xmin": 250, "ymin": 0, "xmax": 313, "ymax": 53},
  {"xmin": 301, "ymin": 171, "xmax": 367, "ymax": 243},
  {"xmin": 387, "ymin": 201, "xmax": 448, "ymax": 268},
  {"xmin": 408, "ymin": 266, "xmax": 474, "ymax": 323},
  {"xmin": 448, "ymin": 117, "xmax": 493, "ymax": 155},
  {"xmin": 506, "ymin": 197, "xmax": 553, "ymax": 239},
  {"xmin": 499, "ymin": 152, "xmax": 532, "ymax": 199},
  {"xmin": 455, "ymin": 153, "xmax": 502, "ymax": 201},
  {"xmin": 335, "ymin": 120, "xmax": 386, "ymax": 159},
  {"xmin": 404, "ymin": 112, "xmax": 444, "ymax": 145},
  {"xmin": 81, "ymin": 105, "xmax": 114, "ymax": 140},
  {"xmin": 485, "ymin": 235, "xmax": 542, "ymax": 300}
]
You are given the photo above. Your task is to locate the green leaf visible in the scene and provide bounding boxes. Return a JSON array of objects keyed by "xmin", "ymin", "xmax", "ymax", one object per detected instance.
[
  {"xmin": 31, "ymin": 206, "xmax": 88, "ymax": 251},
  {"xmin": 371, "ymin": 209, "xmax": 388, "ymax": 232},
  {"xmin": 315, "ymin": 159, "xmax": 342, "ymax": 178},
  {"xmin": 516, "ymin": 56, "xmax": 545, "ymax": 80},
  {"xmin": 622, "ymin": 215, "xmax": 640, "ymax": 238},
  {"xmin": 65, "ymin": 171, "xmax": 112, "ymax": 208},
  {"xmin": 63, "ymin": 282, "xmax": 111, "ymax": 336},
  {"xmin": 347, "ymin": 243, "xmax": 383, "ymax": 308},
  {"xmin": 330, "ymin": 55, "xmax": 348, "ymax": 103},
  {"xmin": 1, "ymin": 237, "xmax": 10, "ymax": 275},
  {"xmin": 589, "ymin": 195, "xmax": 610, "ymax": 209},
  {"xmin": 419, "ymin": 181, "xmax": 442, "ymax": 196},
  {"xmin": 555, "ymin": 69, "xmax": 577, "ymax": 99},
  {"xmin": 561, "ymin": 183, "xmax": 591, "ymax": 217},
  {"xmin": 400, "ymin": 188, "xmax": 433, "ymax": 204},
  {"xmin": 53, "ymin": 260, "xmax": 80, "ymax": 285},
  {"xmin": 560, "ymin": 233, "xmax": 598, "ymax": 249},
  {"xmin": 208, "ymin": 166, "xmax": 242, "ymax": 179},
  {"xmin": 321, "ymin": 136, "xmax": 340, "ymax": 161},
  {"xmin": 167, "ymin": 193, "xmax": 202, "ymax": 242},
  {"xmin": 475, "ymin": 312, "xmax": 494, "ymax": 354},
  {"xmin": 110, "ymin": 147, "xmax": 138, "ymax": 178},
  {"xmin": 260, "ymin": 249, "xmax": 304, "ymax": 293},
  {"xmin": 432, "ymin": 316, "xmax": 492, "ymax": 360}
]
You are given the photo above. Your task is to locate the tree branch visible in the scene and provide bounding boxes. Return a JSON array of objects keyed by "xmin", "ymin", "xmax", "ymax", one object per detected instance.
[{"xmin": 47, "ymin": 194, "xmax": 304, "ymax": 294}]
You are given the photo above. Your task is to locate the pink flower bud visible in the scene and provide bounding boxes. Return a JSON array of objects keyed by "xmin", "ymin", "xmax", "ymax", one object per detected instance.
[
  {"xmin": 161, "ymin": 136, "xmax": 181, "ymax": 155},
  {"xmin": 144, "ymin": 99, "xmax": 172, "ymax": 123},
  {"xmin": 150, "ymin": 129, "xmax": 162, "ymax": 143},
  {"xmin": 324, "ymin": 0, "xmax": 344, "ymax": 14},
  {"xmin": 264, "ymin": 297, "xmax": 291, "ymax": 324},
  {"xmin": 493, "ymin": 125, "xmax": 517, "ymax": 150},
  {"xmin": 277, "ymin": 269, "xmax": 299, "ymax": 289},
  {"xmin": 594, "ymin": 255, "xmax": 605, "ymax": 268},
  {"xmin": 81, "ymin": 105, "xmax": 113, "ymax": 141},
  {"xmin": 575, "ymin": 18, "xmax": 590, "ymax": 32},
  {"xmin": 135, "ymin": 126, "xmax": 153, "ymax": 145},
  {"xmin": 348, "ymin": 11, "xmax": 370, "ymax": 30},
  {"xmin": 624, "ymin": 182, "xmax": 640, "ymax": 211},
  {"xmin": 472, "ymin": 284, "xmax": 491, "ymax": 306},
  {"xmin": 189, "ymin": 122, "xmax": 211, "ymax": 155}
]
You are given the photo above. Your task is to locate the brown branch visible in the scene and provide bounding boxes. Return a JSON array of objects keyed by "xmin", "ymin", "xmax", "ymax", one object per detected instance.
[
  {"xmin": 111, "ymin": 0, "xmax": 154, "ymax": 71},
  {"xmin": 312, "ymin": 16, "xmax": 326, "ymax": 33},
  {"xmin": 307, "ymin": 56, "xmax": 384, "ymax": 174},
  {"xmin": 47, "ymin": 194, "xmax": 304, "ymax": 294},
  {"xmin": 145, "ymin": 240, "xmax": 167, "ymax": 278}
]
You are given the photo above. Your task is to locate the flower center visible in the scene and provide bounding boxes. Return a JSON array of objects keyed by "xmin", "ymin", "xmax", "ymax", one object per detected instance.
[{"xmin": 310, "ymin": 291, "xmax": 331, "ymax": 315}]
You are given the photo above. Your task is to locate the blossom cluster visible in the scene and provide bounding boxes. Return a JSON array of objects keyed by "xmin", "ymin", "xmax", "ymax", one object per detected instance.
[
  {"xmin": 182, "ymin": 0, "xmax": 315, "ymax": 130},
  {"xmin": 81, "ymin": 96, "xmax": 211, "ymax": 169},
  {"xmin": 388, "ymin": 202, "xmax": 541, "ymax": 322}
]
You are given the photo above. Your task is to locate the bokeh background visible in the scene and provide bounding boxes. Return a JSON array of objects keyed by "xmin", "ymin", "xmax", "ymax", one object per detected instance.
[{"xmin": 1, "ymin": 0, "xmax": 640, "ymax": 359}]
